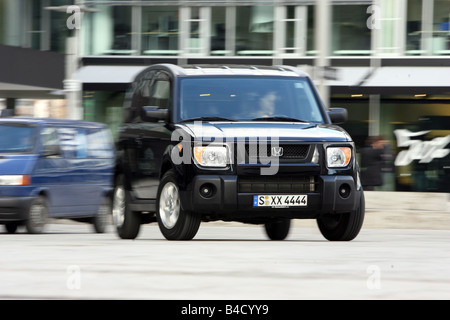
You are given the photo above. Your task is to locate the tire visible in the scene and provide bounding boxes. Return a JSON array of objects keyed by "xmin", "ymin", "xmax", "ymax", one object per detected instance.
[
  {"xmin": 93, "ymin": 196, "xmax": 111, "ymax": 234},
  {"xmin": 264, "ymin": 218, "xmax": 291, "ymax": 240},
  {"xmin": 112, "ymin": 175, "xmax": 140, "ymax": 239},
  {"xmin": 5, "ymin": 223, "xmax": 18, "ymax": 234},
  {"xmin": 156, "ymin": 169, "xmax": 200, "ymax": 240},
  {"xmin": 25, "ymin": 196, "xmax": 48, "ymax": 234},
  {"xmin": 317, "ymin": 191, "xmax": 365, "ymax": 241}
]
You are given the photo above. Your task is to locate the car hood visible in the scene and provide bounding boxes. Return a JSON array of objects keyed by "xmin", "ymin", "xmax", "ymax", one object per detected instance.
[
  {"xmin": 0, "ymin": 155, "xmax": 38, "ymax": 175},
  {"xmin": 177, "ymin": 121, "xmax": 351, "ymax": 142}
]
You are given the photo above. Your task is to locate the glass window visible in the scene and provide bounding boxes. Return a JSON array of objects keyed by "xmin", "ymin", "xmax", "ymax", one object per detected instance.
[
  {"xmin": 276, "ymin": 6, "xmax": 307, "ymax": 56},
  {"xmin": 84, "ymin": 5, "xmax": 132, "ymax": 55},
  {"xmin": 406, "ymin": 0, "xmax": 423, "ymax": 55},
  {"xmin": 332, "ymin": 5, "xmax": 372, "ymax": 56},
  {"xmin": 433, "ymin": 0, "xmax": 450, "ymax": 55},
  {"xmin": 41, "ymin": 127, "xmax": 60, "ymax": 149},
  {"xmin": 0, "ymin": 124, "xmax": 36, "ymax": 153},
  {"xmin": 57, "ymin": 127, "xmax": 87, "ymax": 158},
  {"xmin": 50, "ymin": 0, "xmax": 72, "ymax": 53},
  {"xmin": 141, "ymin": 6, "xmax": 179, "ymax": 55},
  {"xmin": 29, "ymin": 0, "xmax": 43, "ymax": 50},
  {"xmin": 87, "ymin": 128, "xmax": 114, "ymax": 158},
  {"xmin": 306, "ymin": 5, "xmax": 315, "ymax": 55},
  {"xmin": 236, "ymin": 6, "xmax": 274, "ymax": 56},
  {"xmin": 179, "ymin": 77, "xmax": 324, "ymax": 123},
  {"xmin": 83, "ymin": 91, "xmax": 125, "ymax": 141},
  {"xmin": 210, "ymin": 7, "xmax": 227, "ymax": 55},
  {"xmin": 150, "ymin": 73, "xmax": 172, "ymax": 110}
]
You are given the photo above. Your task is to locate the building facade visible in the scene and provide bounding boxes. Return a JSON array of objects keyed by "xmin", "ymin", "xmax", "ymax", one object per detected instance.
[{"xmin": 1, "ymin": 0, "xmax": 449, "ymax": 192}]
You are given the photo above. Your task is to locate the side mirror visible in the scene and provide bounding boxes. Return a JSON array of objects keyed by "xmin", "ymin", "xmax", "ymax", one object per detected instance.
[
  {"xmin": 328, "ymin": 108, "xmax": 348, "ymax": 124},
  {"xmin": 141, "ymin": 106, "xmax": 169, "ymax": 122},
  {"xmin": 43, "ymin": 144, "xmax": 61, "ymax": 157}
]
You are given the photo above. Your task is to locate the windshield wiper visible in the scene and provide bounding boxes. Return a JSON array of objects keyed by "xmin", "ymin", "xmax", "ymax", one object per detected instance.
[
  {"xmin": 251, "ymin": 116, "xmax": 308, "ymax": 123},
  {"xmin": 179, "ymin": 116, "xmax": 237, "ymax": 123}
]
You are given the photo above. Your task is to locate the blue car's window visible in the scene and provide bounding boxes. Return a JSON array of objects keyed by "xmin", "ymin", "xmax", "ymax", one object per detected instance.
[
  {"xmin": 179, "ymin": 77, "xmax": 324, "ymax": 123},
  {"xmin": 0, "ymin": 124, "xmax": 36, "ymax": 153}
]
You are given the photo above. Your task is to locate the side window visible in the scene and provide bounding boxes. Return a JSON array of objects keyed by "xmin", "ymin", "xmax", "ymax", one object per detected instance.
[
  {"xmin": 126, "ymin": 70, "xmax": 158, "ymax": 123},
  {"xmin": 41, "ymin": 127, "xmax": 61, "ymax": 155},
  {"xmin": 87, "ymin": 128, "xmax": 114, "ymax": 158},
  {"xmin": 57, "ymin": 127, "xmax": 87, "ymax": 159},
  {"xmin": 136, "ymin": 70, "xmax": 157, "ymax": 109},
  {"xmin": 149, "ymin": 72, "xmax": 172, "ymax": 110}
]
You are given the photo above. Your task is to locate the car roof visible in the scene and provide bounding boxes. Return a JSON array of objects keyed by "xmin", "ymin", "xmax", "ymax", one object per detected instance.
[
  {"xmin": 145, "ymin": 64, "xmax": 310, "ymax": 78},
  {"xmin": 0, "ymin": 117, "xmax": 107, "ymax": 128}
]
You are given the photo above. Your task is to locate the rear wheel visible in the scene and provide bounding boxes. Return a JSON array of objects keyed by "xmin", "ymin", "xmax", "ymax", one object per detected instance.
[
  {"xmin": 25, "ymin": 196, "xmax": 48, "ymax": 234},
  {"xmin": 112, "ymin": 175, "xmax": 140, "ymax": 239},
  {"xmin": 264, "ymin": 218, "xmax": 291, "ymax": 240},
  {"xmin": 93, "ymin": 196, "xmax": 111, "ymax": 233},
  {"xmin": 317, "ymin": 191, "xmax": 365, "ymax": 241},
  {"xmin": 156, "ymin": 170, "xmax": 200, "ymax": 240}
]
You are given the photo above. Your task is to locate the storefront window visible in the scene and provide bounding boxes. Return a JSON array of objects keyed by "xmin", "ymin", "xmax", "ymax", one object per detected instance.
[
  {"xmin": 83, "ymin": 91, "xmax": 125, "ymax": 141},
  {"xmin": 235, "ymin": 6, "xmax": 274, "ymax": 56},
  {"xmin": 141, "ymin": 6, "xmax": 179, "ymax": 55},
  {"xmin": 332, "ymin": 5, "xmax": 372, "ymax": 55},
  {"xmin": 381, "ymin": 100, "xmax": 450, "ymax": 192},
  {"xmin": 333, "ymin": 95, "xmax": 450, "ymax": 193}
]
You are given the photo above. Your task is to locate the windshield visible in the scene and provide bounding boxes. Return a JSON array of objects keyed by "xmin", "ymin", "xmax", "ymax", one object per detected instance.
[
  {"xmin": 178, "ymin": 76, "xmax": 324, "ymax": 123},
  {"xmin": 0, "ymin": 124, "xmax": 36, "ymax": 153}
]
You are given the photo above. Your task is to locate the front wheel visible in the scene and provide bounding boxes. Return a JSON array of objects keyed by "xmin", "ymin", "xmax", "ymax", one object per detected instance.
[
  {"xmin": 156, "ymin": 170, "xmax": 200, "ymax": 240},
  {"xmin": 112, "ymin": 175, "xmax": 140, "ymax": 239},
  {"xmin": 317, "ymin": 191, "xmax": 365, "ymax": 241},
  {"xmin": 25, "ymin": 196, "xmax": 48, "ymax": 234},
  {"xmin": 264, "ymin": 218, "xmax": 291, "ymax": 240}
]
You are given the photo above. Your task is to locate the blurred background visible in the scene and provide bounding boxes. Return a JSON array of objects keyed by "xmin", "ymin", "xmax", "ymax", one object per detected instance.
[{"xmin": 0, "ymin": 0, "xmax": 449, "ymax": 193}]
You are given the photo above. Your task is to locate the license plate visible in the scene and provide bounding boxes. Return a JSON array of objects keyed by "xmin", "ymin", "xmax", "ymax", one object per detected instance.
[{"xmin": 253, "ymin": 195, "xmax": 307, "ymax": 208}]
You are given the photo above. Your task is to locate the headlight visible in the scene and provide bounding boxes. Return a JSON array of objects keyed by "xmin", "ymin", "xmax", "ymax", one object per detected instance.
[
  {"xmin": 326, "ymin": 147, "xmax": 352, "ymax": 168},
  {"xmin": 193, "ymin": 146, "xmax": 228, "ymax": 168},
  {"xmin": 0, "ymin": 175, "xmax": 31, "ymax": 186}
]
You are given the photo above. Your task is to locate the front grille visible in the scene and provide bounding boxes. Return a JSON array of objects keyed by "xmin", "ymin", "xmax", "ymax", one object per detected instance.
[
  {"xmin": 238, "ymin": 175, "xmax": 317, "ymax": 193},
  {"xmin": 245, "ymin": 144, "xmax": 310, "ymax": 161}
]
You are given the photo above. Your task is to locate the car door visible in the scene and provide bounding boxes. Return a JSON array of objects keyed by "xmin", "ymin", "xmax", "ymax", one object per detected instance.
[
  {"xmin": 125, "ymin": 70, "xmax": 173, "ymax": 200},
  {"xmin": 33, "ymin": 125, "xmax": 70, "ymax": 217}
]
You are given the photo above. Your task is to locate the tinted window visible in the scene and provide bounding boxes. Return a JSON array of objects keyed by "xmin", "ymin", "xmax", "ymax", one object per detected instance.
[
  {"xmin": 150, "ymin": 72, "xmax": 172, "ymax": 110},
  {"xmin": 179, "ymin": 77, "xmax": 324, "ymax": 123},
  {"xmin": 0, "ymin": 124, "xmax": 35, "ymax": 153}
]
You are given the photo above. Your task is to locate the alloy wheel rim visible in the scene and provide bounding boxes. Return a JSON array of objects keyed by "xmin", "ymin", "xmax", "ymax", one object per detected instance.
[{"xmin": 159, "ymin": 182, "xmax": 180, "ymax": 229}]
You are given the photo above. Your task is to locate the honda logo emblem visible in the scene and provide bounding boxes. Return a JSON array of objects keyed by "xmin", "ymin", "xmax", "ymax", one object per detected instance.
[{"xmin": 271, "ymin": 146, "xmax": 283, "ymax": 157}]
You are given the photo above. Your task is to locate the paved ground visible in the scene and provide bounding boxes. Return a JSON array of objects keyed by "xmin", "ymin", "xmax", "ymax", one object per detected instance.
[{"xmin": 1, "ymin": 221, "xmax": 449, "ymax": 300}]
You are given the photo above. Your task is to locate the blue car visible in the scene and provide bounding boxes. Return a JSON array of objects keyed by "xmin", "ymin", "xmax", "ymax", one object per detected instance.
[{"xmin": 0, "ymin": 117, "xmax": 115, "ymax": 234}]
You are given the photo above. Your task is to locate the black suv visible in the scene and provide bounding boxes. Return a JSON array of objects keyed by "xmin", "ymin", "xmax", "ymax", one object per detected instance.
[{"xmin": 113, "ymin": 64, "xmax": 364, "ymax": 241}]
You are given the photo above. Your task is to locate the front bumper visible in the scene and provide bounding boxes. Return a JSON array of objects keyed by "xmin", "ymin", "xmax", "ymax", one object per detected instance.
[
  {"xmin": 181, "ymin": 174, "xmax": 359, "ymax": 219},
  {"xmin": 0, "ymin": 197, "xmax": 34, "ymax": 222}
]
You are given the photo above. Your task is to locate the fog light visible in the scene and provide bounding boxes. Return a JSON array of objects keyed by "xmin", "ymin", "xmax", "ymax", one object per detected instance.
[
  {"xmin": 339, "ymin": 183, "xmax": 351, "ymax": 199},
  {"xmin": 200, "ymin": 183, "xmax": 215, "ymax": 198}
]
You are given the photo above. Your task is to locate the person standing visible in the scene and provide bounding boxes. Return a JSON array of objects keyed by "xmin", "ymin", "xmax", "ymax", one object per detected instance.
[{"xmin": 360, "ymin": 136, "xmax": 384, "ymax": 190}]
